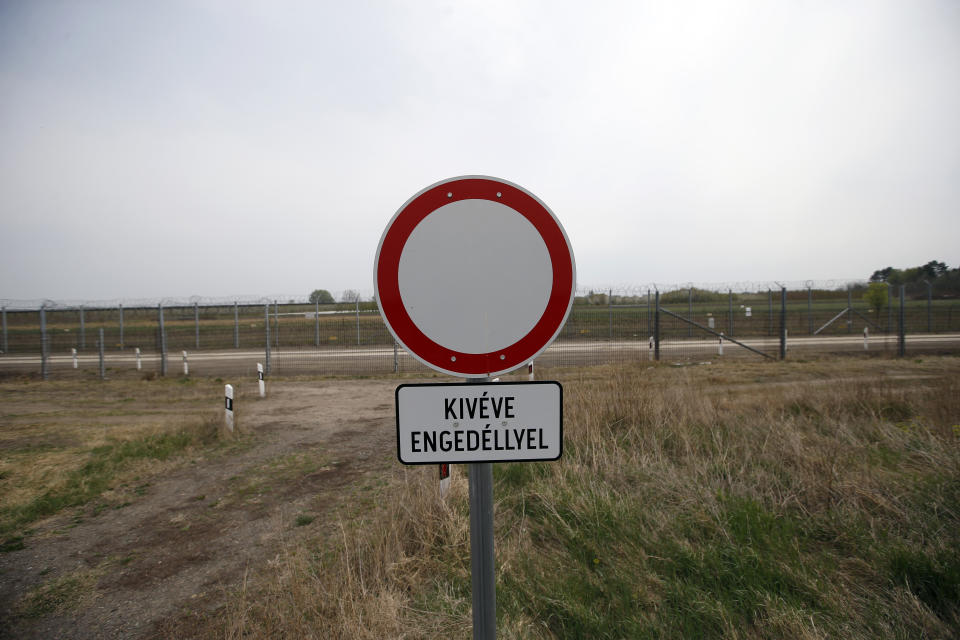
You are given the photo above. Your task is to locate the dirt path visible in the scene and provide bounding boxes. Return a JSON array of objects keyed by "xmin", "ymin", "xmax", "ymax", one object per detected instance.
[{"xmin": 0, "ymin": 379, "xmax": 403, "ymax": 639}]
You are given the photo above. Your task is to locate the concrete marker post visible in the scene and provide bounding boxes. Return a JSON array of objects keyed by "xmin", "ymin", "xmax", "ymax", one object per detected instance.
[
  {"xmin": 136, "ymin": 347, "xmax": 142, "ymax": 370},
  {"xmin": 439, "ymin": 463, "xmax": 451, "ymax": 497},
  {"xmin": 257, "ymin": 363, "xmax": 265, "ymax": 398},
  {"xmin": 648, "ymin": 335, "xmax": 653, "ymax": 360},
  {"xmin": 182, "ymin": 351, "xmax": 189, "ymax": 376},
  {"xmin": 224, "ymin": 384, "xmax": 234, "ymax": 433},
  {"xmin": 99, "ymin": 328, "xmax": 106, "ymax": 380},
  {"xmin": 528, "ymin": 361, "xmax": 534, "ymax": 381},
  {"xmin": 718, "ymin": 333, "xmax": 724, "ymax": 356},
  {"xmin": 864, "ymin": 327, "xmax": 869, "ymax": 351},
  {"xmin": 72, "ymin": 347, "xmax": 78, "ymax": 369}
]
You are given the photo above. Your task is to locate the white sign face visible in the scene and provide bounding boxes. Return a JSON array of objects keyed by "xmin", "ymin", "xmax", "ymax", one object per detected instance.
[
  {"xmin": 396, "ymin": 381, "xmax": 562, "ymax": 464},
  {"xmin": 397, "ymin": 199, "xmax": 552, "ymax": 354}
]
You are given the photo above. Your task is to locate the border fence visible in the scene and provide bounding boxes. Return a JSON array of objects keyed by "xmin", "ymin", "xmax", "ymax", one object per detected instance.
[{"xmin": 2, "ymin": 280, "xmax": 959, "ymax": 380}]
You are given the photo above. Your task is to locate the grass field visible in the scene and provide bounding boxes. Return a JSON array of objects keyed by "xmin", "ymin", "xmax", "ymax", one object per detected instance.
[
  {"xmin": 219, "ymin": 357, "xmax": 960, "ymax": 639},
  {"xmin": 1, "ymin": 357, "xmax": 958, "ymax": 638}
]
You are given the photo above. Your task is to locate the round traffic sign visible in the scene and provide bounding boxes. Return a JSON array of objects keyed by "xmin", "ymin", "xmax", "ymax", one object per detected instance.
[{"xmin": 374, "ymin": 176, "xmax": 575, "ymax": 377}]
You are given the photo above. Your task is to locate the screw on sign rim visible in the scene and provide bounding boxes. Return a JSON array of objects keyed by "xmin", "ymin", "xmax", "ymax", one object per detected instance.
[{"xmin": 375, "ymin": 176, "xmax": 575, "ymax": 377}]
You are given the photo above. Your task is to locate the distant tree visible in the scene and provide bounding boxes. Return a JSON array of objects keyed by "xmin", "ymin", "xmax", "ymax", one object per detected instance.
[
  {"xmin": 920, "ymin": 260, "xmax": 948, "ymax": 279},
  {"xmin": 309, "ymin": 289, "xmax": 335, "ymax": 304},
  {"xmin": 863, "ymin": 282, "xmax": 888, "ymax": 317},
  {"xmin": 340, "ymin": 289, "xmax": 361, "ymax": 303}
]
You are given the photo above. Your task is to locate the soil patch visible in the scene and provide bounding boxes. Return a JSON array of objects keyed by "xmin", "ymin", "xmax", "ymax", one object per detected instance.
[{"xmin": 0, "ymin": 378, "xmax": 405, "ymax": 639}]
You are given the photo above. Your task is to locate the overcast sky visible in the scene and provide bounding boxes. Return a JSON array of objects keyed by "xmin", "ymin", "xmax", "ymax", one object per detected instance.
[{"xmin": 1, "ymin": 0, "xmax": 958, "ymax": 303}]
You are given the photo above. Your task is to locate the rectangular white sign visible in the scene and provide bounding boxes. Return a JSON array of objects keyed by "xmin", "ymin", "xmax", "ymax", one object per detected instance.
[{"xmin": 396, "ymin": 381, "xmax": 562, "ymax": 464}]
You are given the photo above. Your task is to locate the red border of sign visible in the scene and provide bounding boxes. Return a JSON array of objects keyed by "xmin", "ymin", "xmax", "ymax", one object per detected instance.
[{"xmin": 375, "ymin": 176, "xmax": 575, "ymax": 377}]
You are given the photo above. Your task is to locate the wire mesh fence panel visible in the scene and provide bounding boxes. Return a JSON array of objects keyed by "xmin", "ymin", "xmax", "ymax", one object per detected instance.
[{"xmin": 3, "ymin": 283, "xmax": 960, "ymax": 379}]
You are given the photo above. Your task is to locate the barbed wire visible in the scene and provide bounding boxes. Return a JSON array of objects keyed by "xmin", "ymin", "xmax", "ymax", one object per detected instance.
[{"xmin": 0, "ymin": 280, "xmax": 874, "ymax": 311}]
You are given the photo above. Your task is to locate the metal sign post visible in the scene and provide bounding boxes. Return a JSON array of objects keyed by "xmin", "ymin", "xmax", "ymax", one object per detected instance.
[{"xmin": 469, "ymin": 459, "xmax": 496, "ymax": 638}]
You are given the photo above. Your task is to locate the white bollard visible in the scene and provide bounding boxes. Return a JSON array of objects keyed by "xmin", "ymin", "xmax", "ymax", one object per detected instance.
[
  {"xmin": 257, "ymin": 363, "xmax": 265, "ymax": 398},
  {"xmin": 72, "ymin": 348, "xmax": 78, "ymax": 369},
  {"xmin": 864, "ymin": 327, "xmax": 869, "ymax": 351},
  {"xmin": 182, "ymin": 350, "xmax": 189, "ymax": 375},
  {"xmin": 135, "ymin": 347, "xmax": 142, "ymax": 370},
  {"xmin": 718, "ymin": 333, "xmax": 724, "ymax": 356},
  {"xmin": 224, "ymin": 384, "xmax": 234, "ymax": 432},
  {"xmin": 527, "ymin": 361, "xmax": 534, "ymax": 381},
  {"xmin": 439, "ymin": 463, "xmax": 451, "ymax": 496}
]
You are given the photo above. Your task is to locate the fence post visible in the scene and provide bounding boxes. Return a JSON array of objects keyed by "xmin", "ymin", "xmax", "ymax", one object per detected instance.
[
  {"xmin": 780, "ymin": 287, "xmax": 787, "ymax": 360},
  {"xmin": 194, "ymin": 302, "xmax": 200, "ymax": 350},
  {"xmin": 898, "ymin": 284, "xmax": 906, "ymax": 357},
  {"xmin": 119, "ymin": 304, "xmax": 124, "ymax": 349},
  {"xmin": 274, "ymin": 300, "xmax": 279, "ymax": 349},
  {"xmin": 356, "ymin": 297, "xmax": 361, "ymax": 346},
  {"xmin": 608, "ymin": 289, "xmax": 613, "ymax": 340},
  {"xmin": 646, "ymin": 289, "xmax": 651, "ymax": 337},
  {"xmin": 887, "ymin": 284, "xmax": 892, "ymax": 334},
  {"xmin": 1, "ymin": 306, "xmax": 7, "ymax": 354},
  {"xmin": 925, "ymin": 280, "xmax": 932, "ymax": 333},
  {"xmin": 40, "ymin": 306, "xmax": 49, "ymax": 380},
  {"xmin": 768, "ymin": 289, "xmax": 773, "ymax": 336},
  {"xmin": 807, "ymin": 286, "xmax": 812, "ymax": 335},
  {"xmin": 393, "ymin": 340, "xmax": 399, "ymax": 373},
  {"xmin": 234, "ymin": 301, "xmax": 240, "ymax": 348},
  {"xmin": 265, "ymin": 304, "xmax": 271, "ymax": 375},
  {"xmin": 315, "ymin": 299, "xmax": 320, "ymax": 347},
  {"xmin": 654, "ymin": 291, "xmax": 661, "ymax": 361},
  {"xmin": 687, "ymin": 287, "xmax": 693, "ymax": 337},
  {"xmin": 847, "ymin": 287, "xmax": 853, "ymax": 333},
  {"xmin": 728, "ymin": 289, "xmax": 734, "ymax": 337},
  {"xmin": 99, "ymin": 328, "xmax": 106, "ymax": 379},
  {"xmin": 79, "ymin": 305, "xmax": 85, "ymax": 350},
  {"xmin": 158, "ymin": 303, "xmax": 167, "ymax": 377}
]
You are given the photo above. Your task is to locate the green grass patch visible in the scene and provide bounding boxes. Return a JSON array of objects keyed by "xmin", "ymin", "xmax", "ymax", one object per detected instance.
[
  {"xmin": 0, "ymin": 416, "xmax": 219, "ymax": 536},
  {"xmin": 15, "ymin": 568, "xmax": 101, "ymax": 618}
]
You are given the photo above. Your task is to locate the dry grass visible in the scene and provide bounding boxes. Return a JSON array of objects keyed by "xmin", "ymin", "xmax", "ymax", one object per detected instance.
[
  {"xmin": 211, "ymin": 356, "xmax": 960, "ymax": 639},
  {"xmin": 0, "ymin": 376, "xmax": 234, "ymax": 539}
]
